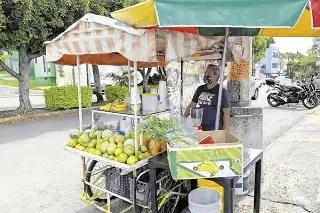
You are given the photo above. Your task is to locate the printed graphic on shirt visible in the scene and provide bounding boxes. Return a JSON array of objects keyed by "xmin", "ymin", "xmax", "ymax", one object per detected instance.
[{"xmin": 198, "ymin": 92, "xmax": 215, "ymax": 106}]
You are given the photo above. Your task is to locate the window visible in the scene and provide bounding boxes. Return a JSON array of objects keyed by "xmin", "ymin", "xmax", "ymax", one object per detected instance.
[{"xmin": 272, "ymin": 63, "xmax": 278, "ymax": 68}]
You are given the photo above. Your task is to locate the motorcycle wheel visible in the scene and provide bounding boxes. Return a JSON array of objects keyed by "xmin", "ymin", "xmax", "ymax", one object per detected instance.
[
  {"xmin": 267, "ymin": 93, "xmax": 280, "ymax": 107},
  {"xmin": 302, "ymin": 95, "xmax": 318, "ymax": 109}
]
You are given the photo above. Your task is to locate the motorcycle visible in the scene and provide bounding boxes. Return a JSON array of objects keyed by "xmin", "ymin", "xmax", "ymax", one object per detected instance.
[{"xmin": 266, "ymin": 77, "xmax": 318, "ymax": 109}]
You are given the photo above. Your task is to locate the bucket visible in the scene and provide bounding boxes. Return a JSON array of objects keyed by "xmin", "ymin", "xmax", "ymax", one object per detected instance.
[
  {"xmin": 235, "ymin": 169, "xmax": 251, "ymax": 195},
  {"xmin": 188, "ymin": 188, "xmax": 221, "ymax": 213},
  {"xmin": 197, "ymin": 179, "xmax": 224, "ymax": 213}
]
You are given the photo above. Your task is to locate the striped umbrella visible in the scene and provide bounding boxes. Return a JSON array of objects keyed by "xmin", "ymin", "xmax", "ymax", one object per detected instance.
[
  {"xmin": 44, "ymin": 13, "xmax": 241, "ymax": 66},
  {"xmin": 111, "ymin": 0, "xmax": 320, "ymax": 37}
]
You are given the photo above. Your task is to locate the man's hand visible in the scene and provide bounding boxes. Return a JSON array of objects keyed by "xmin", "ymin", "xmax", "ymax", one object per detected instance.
[{"xmin": 183, "ymin": 102, "xmax": 197, "ymax": 118}]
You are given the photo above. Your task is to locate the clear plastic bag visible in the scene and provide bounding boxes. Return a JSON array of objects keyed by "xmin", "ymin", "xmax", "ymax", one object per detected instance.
[{"xmin": 165, "ymin": 118, "xmax": 198, "ymax": 147}]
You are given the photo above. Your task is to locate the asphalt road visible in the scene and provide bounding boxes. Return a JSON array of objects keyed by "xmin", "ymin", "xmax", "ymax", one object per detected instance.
[{"xmin": 0, "ymin": 87, "xmax": 313, "ymax": 213}]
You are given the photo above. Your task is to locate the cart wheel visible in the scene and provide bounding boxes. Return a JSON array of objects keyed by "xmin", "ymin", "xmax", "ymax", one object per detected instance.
[
  {"xmin": 157, "ymin": 170, "xmax": 182, "ymax": 213},
  {"xmin": 86, "ymin": 160, "xmax": 110, "ymax": 203}
]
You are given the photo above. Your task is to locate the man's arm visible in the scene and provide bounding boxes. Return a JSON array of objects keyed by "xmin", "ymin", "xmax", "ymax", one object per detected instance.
[
  {"xmin": 183, "ymin": 102, "xmax": 197, "ymax": 118},
  {"xmin": 222, "ymin": 108, "xmax": 230, "ymax": 130},
  {"xmin": 184, "ymin": 87, "xmax": 201, "ymax": 117}
]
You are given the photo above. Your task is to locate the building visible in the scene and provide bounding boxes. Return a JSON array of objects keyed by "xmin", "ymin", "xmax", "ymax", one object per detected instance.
[
  {"xmin": 4, "ymin": 51, "xmax": 56, "ymax": 86},
  {"xmin": 256, "ymin": 44, "xmax": 280, "ymax": 77}
]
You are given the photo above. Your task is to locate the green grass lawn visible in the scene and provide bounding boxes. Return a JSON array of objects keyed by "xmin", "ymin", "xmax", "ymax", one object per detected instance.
[{"xmin": 0, "ymin": 77, "xmax": 49, "ymax": 90}]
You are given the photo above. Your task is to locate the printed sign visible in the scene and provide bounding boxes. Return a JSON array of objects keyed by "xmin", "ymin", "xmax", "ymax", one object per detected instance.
[{"xmin": 229, "ymin": 61, "xmax": 250, "ymax": 80}]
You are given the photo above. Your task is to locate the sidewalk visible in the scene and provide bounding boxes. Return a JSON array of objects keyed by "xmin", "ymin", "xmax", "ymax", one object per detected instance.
[
  {"xmin": 0, "ymin": 85, "xmax": 43, "ymax": 97},
  {"xmin": 0, "ymin": 94, "xmax": 98, "ymax": 111},
  {"xmin": 237, "ymin": 106, "xmax": 320, "ymax": 213}
]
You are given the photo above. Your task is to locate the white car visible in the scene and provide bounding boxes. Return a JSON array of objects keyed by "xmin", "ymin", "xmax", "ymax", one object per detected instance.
[{"xmin": 223, "ymin": 78, "xmax": 259, "ymax": 100}]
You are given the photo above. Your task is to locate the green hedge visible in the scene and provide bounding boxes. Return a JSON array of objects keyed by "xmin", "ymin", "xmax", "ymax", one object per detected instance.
[
  {"xmin": 44, "ymin": 86, "xmax": 92, "ymax": 110},
  {"xmin": 105, "ymin": 85, "xmax": 129, "ymax": 103}
]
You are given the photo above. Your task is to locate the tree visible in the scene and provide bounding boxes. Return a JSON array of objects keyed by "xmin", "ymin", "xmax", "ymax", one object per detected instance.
[
  {"xmin": 0, "ymin": 0, "xmax": 141, "ymax": 111},
  {"xmin": 92, "ymin": 65, "xmax": 104, "ymax": 103},
  {"xmin": 284, "ymin": 51, "xmax": 316, "ymax": 80},
  {"xmin": 253, "ymin": 36, "xmax": 275, "ymax": 64},
  {"xmin": 138, "ymin": 68, "xmax": 152, "ymax": 93},
  {"xmin": 0, "ymin": 0, "xmax": 87, "ymax": 111}
]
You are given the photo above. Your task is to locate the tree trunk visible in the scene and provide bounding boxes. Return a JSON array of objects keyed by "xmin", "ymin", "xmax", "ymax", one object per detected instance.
[
  {"xmin": 143, "ymin": 68, "xmax": 152, "ymax": 93},
  {"xmin": 86, "ymin": 64, "xmax": 90, "ymax": 86},
  {"xmin": 92, "ymin": 65, "xmax": 104, "ymax": 103},
  {"xmin": 72, "ymin": 66, "xmax": 76, "ymax": 85},
  {"xmin": 17, "ymin": 46, "xmax": 32, "ymax": 111}
]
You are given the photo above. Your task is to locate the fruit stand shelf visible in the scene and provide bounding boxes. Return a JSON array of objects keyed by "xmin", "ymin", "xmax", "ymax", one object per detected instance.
[
  {"xmin": 65, "ymin": 146, "xmax": 150, "ymax": 171},
  {"xmin": 92, "ymin": 109, "xmax": 171, "ymax": 119}
]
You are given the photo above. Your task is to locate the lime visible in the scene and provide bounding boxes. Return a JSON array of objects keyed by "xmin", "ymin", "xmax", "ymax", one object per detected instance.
[
  {"xmin": 124, "ymin": 145, "xmax": 135, "ymax": 156},
  {"xmin": 127, "ymin": 156, "xmax": 138, "ymax": 165},
  {"xmin": 144, "ymin": 152, "xmax": 151, "ymax": 158},
  {"xmin": 102, "ymin": 153, "xmax": 109, "ymax": 158},
  {"xmin": 87, "ymin": 142, "xmax": 95, "ymax": 148},
  {"xmin": 114, "ymin": 157, "xmax": 119, "ymax": 162},
  {"xmin": 89, "ymin": 148, "xmax": 96, "ymax": 154},
  {"xmin": 117, "ymin": 143, "xmax": 124, "ymax": 148},
  {"xmin": 114, "ymin": 147, "xmax": 124, "ymax": 157},
  {"xmin": 75, "ymin": 144, "xmax": 81, "ymax": 150},
  {"xmin": 107, "ymin": 143, "xmax": 117, "ymax": 155},
  {"xmin": 140, "ymin": 145, "xmax": 148, "ymax": 153},
  {"xmin": 68, "ymin": 139, "xmax": 78, "ymax": 148},
  {"xmin": 138, "ymin": 153, "xmax": 146, "ymax": 160},
  {"xmin": 118, "ymin": 153, "xmax": 128, "ymax": 163},
  {"xmin": 108, "ymin": 155, "xmax": 115, "ymax": 160},
  {"xmin": 95, "ymin": 150, "xmax": 102, "ymax": 156}
]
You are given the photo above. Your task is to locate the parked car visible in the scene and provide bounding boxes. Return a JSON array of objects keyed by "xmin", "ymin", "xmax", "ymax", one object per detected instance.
[
  {"xmin": 250, "ymin": 78, "xmax": 260, "ymax": 100},
  {"xmin": 275, "ymin": 76, "xmax": 292, "ymax": 86},
  {"xmin": 223, "ymin": 77, "xmax": 260, "ymax": 100}
]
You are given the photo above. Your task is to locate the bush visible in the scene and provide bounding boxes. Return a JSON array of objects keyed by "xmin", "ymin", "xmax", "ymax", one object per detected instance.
[
  {"xmin": 105, "ymin": 85, "xmax": 129, "ymax": 103},
  {"xmin": 105, "ymin": 85, "xmax": 160, "ymax": 103},
  {"xmin": 44, "ymin": 86, "xmax": 92, "ymax": 110}
]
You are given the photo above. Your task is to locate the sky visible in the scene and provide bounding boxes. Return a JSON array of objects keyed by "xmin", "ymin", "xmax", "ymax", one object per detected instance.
[{"xmin": 273, "ymin": 37, "xmax": 313, "ymax": 55}]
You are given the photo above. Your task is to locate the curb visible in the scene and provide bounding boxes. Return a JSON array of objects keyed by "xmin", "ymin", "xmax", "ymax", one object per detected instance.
[{"xmin": 0, "ymin": 107, "xmax": 99, "ymax": 125}]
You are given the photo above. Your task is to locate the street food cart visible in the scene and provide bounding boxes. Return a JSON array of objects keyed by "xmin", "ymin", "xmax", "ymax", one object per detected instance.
[{"xmin": 44, "ymin": 0, "xmax": 316, "ymax": 212}]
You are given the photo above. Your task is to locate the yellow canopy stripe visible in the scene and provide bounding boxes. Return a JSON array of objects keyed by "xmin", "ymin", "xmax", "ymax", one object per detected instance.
[
  {"xmin": 111, "ymin": 0, "xmax": 158, "ymax": 27},
  {"xmin": 261, "ymin": 9, "xmax": 320, "ymax": 37}
]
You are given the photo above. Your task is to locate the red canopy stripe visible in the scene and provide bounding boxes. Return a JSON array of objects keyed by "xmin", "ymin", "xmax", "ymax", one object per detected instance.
[{"xmin": 311, "ymin": 0, "xmax": 320, "ymax": 28}]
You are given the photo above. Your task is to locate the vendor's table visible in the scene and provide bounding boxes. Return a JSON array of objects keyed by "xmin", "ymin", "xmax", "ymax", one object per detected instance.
[{"xmin": 148, "ymin": 148, "xmax": 263, "ymax": 213}]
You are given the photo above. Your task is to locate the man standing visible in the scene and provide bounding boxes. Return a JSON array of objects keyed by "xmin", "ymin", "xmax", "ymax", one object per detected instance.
[{"xmin": 184, "ymin": 64, "xmax": 231, "ymax": 131}]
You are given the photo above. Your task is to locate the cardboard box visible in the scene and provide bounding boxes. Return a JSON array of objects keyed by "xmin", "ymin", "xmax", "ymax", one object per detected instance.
[{"xmin": 167, "ymin": 130, "xmax": 243, "ymax": 180}]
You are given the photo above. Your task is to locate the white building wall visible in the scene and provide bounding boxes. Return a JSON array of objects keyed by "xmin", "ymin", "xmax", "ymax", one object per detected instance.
[{"xmin": 55, "ymin": 64, "xmax": 121, "ymax": 87}]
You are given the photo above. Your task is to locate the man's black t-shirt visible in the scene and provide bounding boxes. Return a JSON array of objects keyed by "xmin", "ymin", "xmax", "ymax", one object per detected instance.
[{"xmin": 192, "ymin": 84, "xmax": 230, "ymax": 130}]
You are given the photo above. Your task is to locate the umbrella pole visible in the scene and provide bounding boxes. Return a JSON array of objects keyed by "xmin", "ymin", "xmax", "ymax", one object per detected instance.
[
  {"xmin": 215, "ymin": 27, "xmax": 229, "ymax": 130},
  {"xmin": 77, "ymin": 55, "xmax": 83, "ymax": 132},
  {"xmin": 180, "ymin": 59, "xmax": 184, "ymax": 117},
  {"xmin": 133, "ymin": 61, "xmax": 138, "ymax": 154},
  {"xmin": 128, "ymin": 60, "xmax": 131, "ymax": 94}
]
